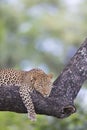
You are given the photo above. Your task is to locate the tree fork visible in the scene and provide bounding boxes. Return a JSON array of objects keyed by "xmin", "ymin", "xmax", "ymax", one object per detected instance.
[{"xmin": 0, "ymin": 38, "xmax": 87, "ymax": 119}]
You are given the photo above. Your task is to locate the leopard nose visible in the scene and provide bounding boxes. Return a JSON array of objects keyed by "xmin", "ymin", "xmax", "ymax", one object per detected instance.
[{"xmin": 43, "ymin": 93, "xmax": 50, "ymax": 97}]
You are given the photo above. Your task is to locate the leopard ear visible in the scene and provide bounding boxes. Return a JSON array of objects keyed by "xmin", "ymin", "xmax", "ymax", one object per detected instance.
[
  {"xmin": 30, "ymin": 75, "xmax": 37, "ymax": 84},
  {"xmin": 48, "ymin": 73, "xmax": 53, "ymax": 79}
]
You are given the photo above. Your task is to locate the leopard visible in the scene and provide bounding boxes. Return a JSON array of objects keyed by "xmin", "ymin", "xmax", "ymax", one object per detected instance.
[{"xmin": 0, "ymin": 68, "xmax": 53, "ymax": 121}]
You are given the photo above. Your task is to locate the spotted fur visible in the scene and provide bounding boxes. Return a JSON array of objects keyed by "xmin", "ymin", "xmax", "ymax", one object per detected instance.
[{"xmin": 0, "ymin": 68, "xmax": 53, "ymax": 121}]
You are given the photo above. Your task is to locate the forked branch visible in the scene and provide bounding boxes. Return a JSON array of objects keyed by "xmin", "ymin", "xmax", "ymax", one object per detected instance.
[{"xmin": 0, "ymin": 38, "xmax": 87, "ymax": 118}]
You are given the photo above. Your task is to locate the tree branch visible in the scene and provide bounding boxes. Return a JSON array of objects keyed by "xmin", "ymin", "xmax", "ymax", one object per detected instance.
[{"xmin": 0, "ymin": 38, "xmax": 87, "ymax": 119}]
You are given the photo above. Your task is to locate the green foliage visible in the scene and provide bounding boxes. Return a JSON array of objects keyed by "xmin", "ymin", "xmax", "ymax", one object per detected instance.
[{"xmin": 0, "ymin": 0, "xmax": 87, "ymax": 129}]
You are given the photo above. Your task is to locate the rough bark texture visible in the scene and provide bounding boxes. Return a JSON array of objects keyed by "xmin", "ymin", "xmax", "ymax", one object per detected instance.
[{"xmin": 0, "ymin": 38, "xmax": 87, "ymax": 119}]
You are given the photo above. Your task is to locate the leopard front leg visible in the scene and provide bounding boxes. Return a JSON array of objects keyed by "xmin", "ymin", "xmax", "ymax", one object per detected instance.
[{"xmin": 19, "ymin": 87, "xmax": 36, "ymax": 121}]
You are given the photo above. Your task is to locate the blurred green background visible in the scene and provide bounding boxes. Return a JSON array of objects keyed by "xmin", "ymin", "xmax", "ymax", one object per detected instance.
[{"xmin": 0, "ymin": 0, "xmax": 87, "ymax": 130}]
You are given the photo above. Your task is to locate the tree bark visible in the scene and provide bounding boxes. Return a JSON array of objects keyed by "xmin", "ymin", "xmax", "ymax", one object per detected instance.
[{"xmin": 0, "ymin": 38, "xmax": 87, "ymax": 119}]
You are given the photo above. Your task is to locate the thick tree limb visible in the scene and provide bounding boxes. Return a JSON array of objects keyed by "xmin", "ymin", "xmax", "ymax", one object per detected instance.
[{"xmin": 0, "ymin": 38, "xmax": 87, "ymax": 119}]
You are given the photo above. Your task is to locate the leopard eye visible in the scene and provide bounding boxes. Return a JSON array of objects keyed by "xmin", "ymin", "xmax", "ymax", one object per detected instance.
[{"xmin": 39, "ymin": 85, "xmax": 43, "ymax": 88}]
